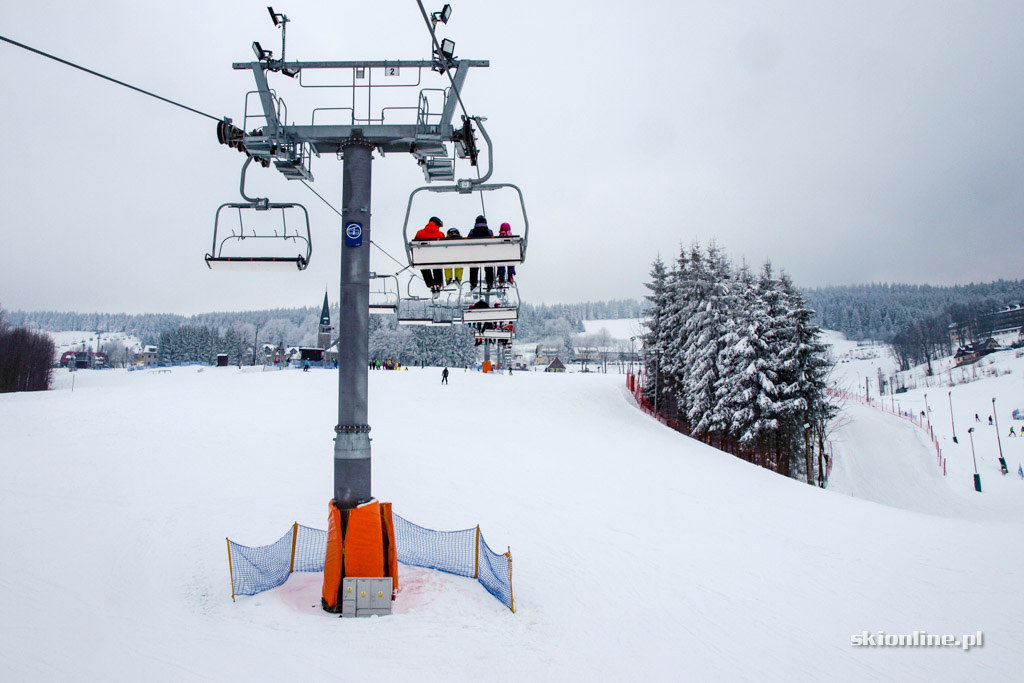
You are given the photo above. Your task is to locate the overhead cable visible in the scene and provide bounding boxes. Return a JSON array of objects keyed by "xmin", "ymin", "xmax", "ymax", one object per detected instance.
[{"xmin": 0, "ymin": 33, "xmax": 222, "ymax": 122}]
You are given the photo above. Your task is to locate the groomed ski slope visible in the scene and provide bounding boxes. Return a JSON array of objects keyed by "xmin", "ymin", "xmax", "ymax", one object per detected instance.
[{"xmin": 2, "ymin": 362, "xmax": 1023, "ymax": 681}]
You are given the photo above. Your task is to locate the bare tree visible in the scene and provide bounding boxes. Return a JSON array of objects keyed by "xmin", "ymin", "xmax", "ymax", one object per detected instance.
[{"xmin": 101, "ymin": 339, "xmax": 129, "ymax": 368}]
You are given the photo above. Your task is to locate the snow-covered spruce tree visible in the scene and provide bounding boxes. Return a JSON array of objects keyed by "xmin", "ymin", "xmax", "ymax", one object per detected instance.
[
  {"xmin": 680, "ymin": 242, "xmax": 733, "ymax": 438},
  {"xmin": 643, "ymin": 255, "xmax": 667, "ymax": 395},
  {"xmin": 776, "ymin": 273, "xmax": 837, "ymax": 482},
  {"xmin": 157, "ymin": 330, "xmax": 173, "ymax": 364},
  {"xmin": 712, "ymin": 261, "xmax": 761, "ymax": 441},
  {"xmin": 641, "ymin": 255, "xmax": 671, "ymax": 408},
  {"xmin": 753, "ymin": 264, "xmax": 798, "ymax": 473},
  {"xmin": 712, "ymin": 261, "xmax": 783, "ymax": 456},
  {"xmin": 223, "ymin": 327, "xmax": 244, "ymax": 365},
  {"xmin": 409, "ymin": 324, "xmax": 476, "ymax": 367},
  {"xmin": 659, "ymin": 245, "xmax": 699, "ymax": 421}
]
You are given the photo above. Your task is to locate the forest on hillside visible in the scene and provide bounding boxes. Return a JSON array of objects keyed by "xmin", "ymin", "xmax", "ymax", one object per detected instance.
[
  {"xmin": 800, "ymin": 280, "xmax": 1024, "ymax": 342},
  {"xmin": 5, "ymin": 298, "xmax": 647, "ymax": 348}
]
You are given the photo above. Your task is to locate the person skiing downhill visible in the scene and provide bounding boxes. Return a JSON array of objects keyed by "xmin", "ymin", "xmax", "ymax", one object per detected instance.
[{"xmin": 441, "ymin": 366, "xmax": 449, "ymax": 385}]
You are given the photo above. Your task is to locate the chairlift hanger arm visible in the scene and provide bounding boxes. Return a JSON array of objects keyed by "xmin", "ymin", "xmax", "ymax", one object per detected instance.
[
  {"xmin": 239, "ymin": 157, "xmax": 268, "ymax": 208},
  {"xmin": 248, "ymin": 64, "xmax": 279, "ymax": 139}
]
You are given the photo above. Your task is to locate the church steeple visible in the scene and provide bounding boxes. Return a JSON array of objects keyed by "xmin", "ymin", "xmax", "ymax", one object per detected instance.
[
  {"xmin": 319, "ymin": 292, "xmax": 331, "ymax": 327},
  {"xmin": 318, "ymin": 292, "xmax": 334, "ymax": 354}
]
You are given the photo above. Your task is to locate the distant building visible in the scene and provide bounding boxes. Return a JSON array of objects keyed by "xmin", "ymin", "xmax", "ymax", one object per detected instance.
[
  {"xmin": 954, "ymin": 338, "xmax": 1001, "ymax": 367},
  {"xmin": 544, "ymin": 357, "xmax": 566, "ymax": 373},
  {"xmin": 60, "ymin": 350, "xmax": 108, "ymax": 369},
  {"xmin": 985, "ymin": 304, "xmax": 1024, "ymax": 335},
  {"xmin": 534, "ymin": 345, "xmax": 559, "ymax": 365},
  {"xmin": 141, "ymin": 345, "xmax": 158, "ymax": 366},
  {"xmin": 300, "ymin": 347, "xmax": 324, "ymax": 362},
  {"xmin": 949, "ymin": 303, "xmax": 1024, "ymax": 345}
]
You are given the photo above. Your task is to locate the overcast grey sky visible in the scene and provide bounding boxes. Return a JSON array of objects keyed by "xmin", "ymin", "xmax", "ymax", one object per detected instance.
[{"xmin": 1, "ymin": 1, "xmax": 1022, "ymax": 315}]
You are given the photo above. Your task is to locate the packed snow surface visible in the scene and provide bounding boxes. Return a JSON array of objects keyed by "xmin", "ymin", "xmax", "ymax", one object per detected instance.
[{"xmin": 3, "ymin": 336, "xmax": 1024, "ymax": 681}]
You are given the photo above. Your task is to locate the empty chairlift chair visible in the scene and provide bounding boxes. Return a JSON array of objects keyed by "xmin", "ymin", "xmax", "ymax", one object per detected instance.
[
  {"xmin": 396, "ymin": 297, "xmax": 460, "ymax": 326},
  {"xmin": 368, "ymin": 273, "xmax": 400, "ymax": 314},
  {"xmin": 205, "ymin": 201, "xmax": 312, "ymax": 271}
]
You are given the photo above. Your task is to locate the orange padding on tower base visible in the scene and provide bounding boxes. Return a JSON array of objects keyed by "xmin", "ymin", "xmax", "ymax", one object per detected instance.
[
  {"xmin": 345, "ymin": 501, "xmax": 384, "ymax": 576},
  {"xmin": 321, "ymin": 503, "xmax": 345, "ymax": 608},
  {"xmin": 321, "ymin": 499, "xmax": 399, "ymax": 609},
  {"xmin": 380, "ymin": 502, "xmax": 398, "ymax": 596}
]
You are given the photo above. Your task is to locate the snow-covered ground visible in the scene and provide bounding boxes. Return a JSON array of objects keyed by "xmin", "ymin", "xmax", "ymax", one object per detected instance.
[
  {"xmin": 2, "ymin": 333, "xmax": 1024, "ymax": 681},
  {"xmin": 825, "ymin": 330, "xmax": 1024, "ymax": 514}
]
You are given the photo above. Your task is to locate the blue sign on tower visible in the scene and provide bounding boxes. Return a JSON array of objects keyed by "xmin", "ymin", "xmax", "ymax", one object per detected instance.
[{"xmin": 345, "ymin": 222, "xmax": 363, "ymax": 247}]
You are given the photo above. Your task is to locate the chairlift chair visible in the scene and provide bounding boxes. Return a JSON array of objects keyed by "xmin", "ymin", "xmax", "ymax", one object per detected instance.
[
  {"xmin": 403, "ymin": 182, "xmax": 529, "ymax": 269},
  {"xmin": 369, "ymin": 273, "xmax": 400, "ymax": 314},
  {"xmin": 462, "ymin": 304, "xmax": 518, "ymax": 324},
  {"xmin": 205, "ymin": 202, "xmax": 312, "ymax": 271},
  {"xmin": 396, "ymin": 297, "xmax": 459, "ymax": 326},
  {"xmin": 206, "ymin": 156, "xmax": 313, "ymax": 271},
  {"xmin": 462, "ymin": 284, "xmax": 519, "ymax": 323},
  {"xmin": 481, "ymin": 328, "xmax": 514, "ymax": 341}
]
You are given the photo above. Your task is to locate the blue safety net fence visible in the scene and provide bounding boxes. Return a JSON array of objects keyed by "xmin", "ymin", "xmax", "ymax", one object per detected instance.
[{"xmin": 227, "ymin": 513, "xmax": 514, "ymax": 612}]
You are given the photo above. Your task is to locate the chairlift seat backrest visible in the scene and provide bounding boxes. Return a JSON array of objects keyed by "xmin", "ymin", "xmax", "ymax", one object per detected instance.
[
  {"xmin": 462, "ymin": 306, "xmax": 518, "ymax": 323},
  {"xmin": 482, "ymin": 328, "xmax": 514, "ymax": 340},
  {"xmin": 409, "ymin": 235, "xmax": 522, "ymax": 268},
  {"xmin": 369, "ymin": 274, "xmax": 400, "ymax": 313},
  {"xmin": 396, "ymin": 297, "xmax": 458, "ymax": 326}
]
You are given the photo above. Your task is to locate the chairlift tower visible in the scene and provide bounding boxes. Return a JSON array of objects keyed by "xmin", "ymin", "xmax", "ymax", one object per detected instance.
[{"xmin": 217, "ymin": 5, "xmax": 491, "ymax": 523}]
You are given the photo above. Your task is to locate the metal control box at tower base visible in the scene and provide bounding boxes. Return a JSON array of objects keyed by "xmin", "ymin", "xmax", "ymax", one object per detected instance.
[{"xmin": 341, "ymin": 577, "xmax": 394, "ymax": 617}]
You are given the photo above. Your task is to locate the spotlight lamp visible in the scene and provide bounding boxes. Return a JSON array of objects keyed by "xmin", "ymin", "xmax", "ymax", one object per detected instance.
[
  {"xmin": 431, "ymin": 4, "xmax": 452, "ymax": 25},
  {"xmin": 439, "ymin": 38, "xmax": 455, "ymax": 60},
  {"xmin": 252, "ymin": 41, "xmax": 272, "ymax": 61},
  {"xmin": 268, "ymin": 6, "xmax": 287, "ymax": 27}
]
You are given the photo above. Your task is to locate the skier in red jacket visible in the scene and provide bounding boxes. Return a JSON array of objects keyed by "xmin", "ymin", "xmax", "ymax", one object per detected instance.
[{"xmin": 414, "ymin": 216, "xmax": 445, "ymax": 295}]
